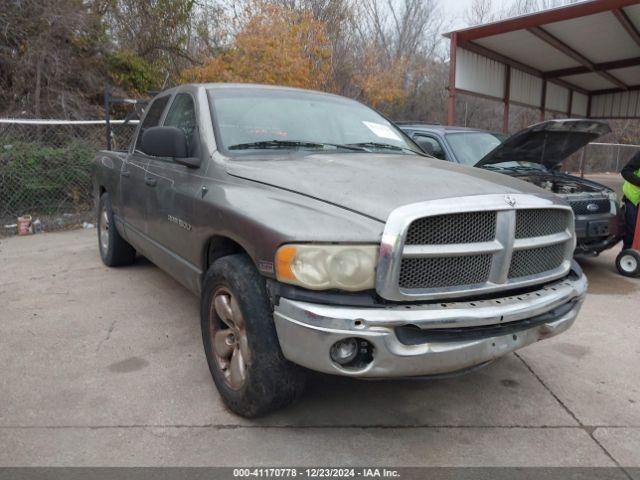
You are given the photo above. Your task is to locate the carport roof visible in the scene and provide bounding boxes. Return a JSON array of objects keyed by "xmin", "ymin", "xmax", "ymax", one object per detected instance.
[{"xmin": 445, "ymin": 0, "xmax": 640, "ymax": 129}]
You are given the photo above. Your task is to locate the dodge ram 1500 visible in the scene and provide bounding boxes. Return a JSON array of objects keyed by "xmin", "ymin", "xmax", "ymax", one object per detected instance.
[{"xmin": 93, "ymin": 83, "xmax": 587, "ymax": 417}]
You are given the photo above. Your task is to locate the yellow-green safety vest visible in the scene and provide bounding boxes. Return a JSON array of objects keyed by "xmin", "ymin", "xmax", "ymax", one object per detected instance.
[{"xmin": 623, "ymin": 167, "xmax": 640, "ymax": 206}]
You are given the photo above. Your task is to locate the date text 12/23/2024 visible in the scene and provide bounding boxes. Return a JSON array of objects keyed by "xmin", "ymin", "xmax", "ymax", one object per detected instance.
[{"xmin": 233, "ymin": 468, "xmax": 400, "ymax": 478}]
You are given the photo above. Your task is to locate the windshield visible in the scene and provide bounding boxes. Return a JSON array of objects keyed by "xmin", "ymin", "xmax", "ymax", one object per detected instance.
[
  {"xmin": 208, "ymin": 87, "xmax": 419, "ymax": 154},
  {"xmin": 446, "ymin": 131, "xmax": 506, "ymax": 166}
]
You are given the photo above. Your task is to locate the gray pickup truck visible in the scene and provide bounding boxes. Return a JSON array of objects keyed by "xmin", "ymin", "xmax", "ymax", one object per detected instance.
[{"xmin": 93, "ymin": 83, "xmax": 587, "ymax": 417}]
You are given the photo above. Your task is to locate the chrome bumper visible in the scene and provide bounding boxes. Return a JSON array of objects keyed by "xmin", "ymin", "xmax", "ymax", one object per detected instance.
[{"xmin": 273, "ymin": 269, "xmax": 587, "ymax": 378}]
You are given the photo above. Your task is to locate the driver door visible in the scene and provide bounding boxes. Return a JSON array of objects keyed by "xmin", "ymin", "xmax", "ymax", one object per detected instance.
[
  {"xmin": 120, "ymin": 95, "xmax": 170, "ymax": 242},
  {"xmin": 144, "ymin": 92, "xmax": 204, "ymax": 288}
]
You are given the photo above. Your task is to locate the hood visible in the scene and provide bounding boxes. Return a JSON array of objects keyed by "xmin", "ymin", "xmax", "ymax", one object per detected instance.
[
  {"xmin": 476, "ymin": 119, "xmax": 610, "ymax": 168},
  {"xmin": 226, "ymin": 153, "xmax": 548, "ymax": 221}
]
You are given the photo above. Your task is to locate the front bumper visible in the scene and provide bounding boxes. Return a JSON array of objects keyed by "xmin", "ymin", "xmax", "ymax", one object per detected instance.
[
  {"xmin": 273, "ymin": 267, "xmax": 587, "ymax": 378},
  {"xmin": 574, "ymin": 213, "xmax": 622, "ymax": 254}
]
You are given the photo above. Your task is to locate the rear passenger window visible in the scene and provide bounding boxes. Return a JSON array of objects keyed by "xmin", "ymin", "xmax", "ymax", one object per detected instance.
[
  {"xmin": 163, "ymin": 94, "xmax": 197, "ymax": 154},
  {"xmin": 135, "ymin": 96, "xmax": 170, "ymax": 150}
]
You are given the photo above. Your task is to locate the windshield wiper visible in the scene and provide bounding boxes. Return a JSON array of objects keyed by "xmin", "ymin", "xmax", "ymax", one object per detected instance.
[
  {"xmin": 347, "ymin": 142, "xmax": 416, "ymax": 154},
  {"xmin": 228, "ymin": 140, "xmax": 365, "ymax": 151}
]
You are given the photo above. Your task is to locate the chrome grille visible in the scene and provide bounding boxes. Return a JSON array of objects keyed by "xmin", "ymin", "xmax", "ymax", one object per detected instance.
[
  {"xmin": 405, "ymin": 211, "xmax": 496, "ymax": 245},
  {"xmin": 515, "ymin": 209, "xmax": 570, "ymax": 238},
  {"xmin": 509, "ymin": 243, "xmax": 568, "ymax": 279},
  {"xmin": 376, "ymin": 194, "xmax": 575, "ymax": 301},
  {"xmin": 399, "ymin": 255, "xmax": 492, "ymax": 289}
]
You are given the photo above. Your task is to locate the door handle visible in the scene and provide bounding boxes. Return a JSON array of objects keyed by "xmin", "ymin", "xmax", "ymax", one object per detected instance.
[
  {"xmin": 145, "ymin": 176, "xmax": 157, "ymax": 187},
  {"xmin": 121, "ymin": 170, "xmax": 130, "ymax": 177}
]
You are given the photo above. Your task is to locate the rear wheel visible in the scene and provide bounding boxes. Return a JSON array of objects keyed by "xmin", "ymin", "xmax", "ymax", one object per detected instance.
[
  {"xmin": 201, "ymin": 254, "xmax": 306, "ymax": 417},
  {"xmin": 97, "ymin": 192, "xmax": 136, "ymax": 267},
  {"xmin": 616, "ymin": 249, "xmax": 640, "ymax": 278}
]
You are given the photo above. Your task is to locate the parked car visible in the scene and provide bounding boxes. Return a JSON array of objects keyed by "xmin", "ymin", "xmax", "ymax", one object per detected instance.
[
  {"xmin": 93, "ymin": 84, "xmax": 587, "ymax": 417},
  {"xmin": 398, "ymin": 121, "xmax": 622, "ymax": 256}
]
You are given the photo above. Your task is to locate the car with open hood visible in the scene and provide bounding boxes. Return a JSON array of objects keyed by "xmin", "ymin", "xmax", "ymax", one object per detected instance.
[
  {"xmin": 93, "ymin": 84, "xmax": 588, "ymax": 417},
  {"xmin": 399, "ymin": 120, "xmax": 623, "ymax": 256}
]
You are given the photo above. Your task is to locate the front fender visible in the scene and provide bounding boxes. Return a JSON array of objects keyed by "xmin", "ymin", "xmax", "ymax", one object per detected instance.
[{"xmin": 190, "ymin": 177, "xmax": 385, "ymax": 279}]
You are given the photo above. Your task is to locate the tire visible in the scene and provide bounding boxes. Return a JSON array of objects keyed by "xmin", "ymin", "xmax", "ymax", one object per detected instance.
[
  {"xmin": 616, "ymin": 249, "xmax": 640, "ymax": 278},
  {"xmin": 97, "ymin": 192, "xmax": 136, "ymax": 267},
  {"xmin": 201, "ymin": 254, "xmax": 306, "ymax": 417}
]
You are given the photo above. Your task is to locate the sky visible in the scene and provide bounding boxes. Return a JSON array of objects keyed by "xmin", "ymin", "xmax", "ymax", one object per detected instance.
[
  {"xmin": 439, "ymin": 0, "xmax": 530, "ymax": 30},
  {"xmin": 440, "ymin": 0, "xmax": 478, "ymax": 30},
  {"xmin": 440, "ymin": 1, "xmax": 590, "ymax": 31}
]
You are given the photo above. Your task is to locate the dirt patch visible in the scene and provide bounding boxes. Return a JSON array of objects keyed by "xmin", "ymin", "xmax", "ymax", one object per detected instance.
[
  {"xmin": 108, "ymin": 356, "xmax": 149, "ymax": 373},
  {"xmin": 500, "ymin": 379, "xmax": 520, "ymax": 388},
  {"xmin": 553, "ymin": 342, "xmax": 591, "ymax": 360}
]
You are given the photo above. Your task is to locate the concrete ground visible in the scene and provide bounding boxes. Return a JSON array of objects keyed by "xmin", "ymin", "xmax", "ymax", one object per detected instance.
[{"xmin": 1, "ymin": 229, "xmax": 639, "ymax": 469}]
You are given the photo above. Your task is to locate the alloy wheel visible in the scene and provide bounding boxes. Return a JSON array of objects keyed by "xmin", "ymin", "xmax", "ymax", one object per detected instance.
[
  {"xmin": 209, "ymin": 287, "xmax": 250, "ymax": 390},
  {"xmin": 99, "ymin": 205, "xmax": 110, "ymax": 253}
]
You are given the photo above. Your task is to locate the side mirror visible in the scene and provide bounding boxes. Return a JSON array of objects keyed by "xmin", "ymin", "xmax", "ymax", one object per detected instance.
[
  {"xmin": 141, "ymin": 126, "xmax": 187, "ymax": 157},
  {"xmin": 140, "ymin": 126, "xmax": 201, "ymax": 168},
  {"xmin": 417, "ymin": 141, "xmax": 434, "ymax": 156}
]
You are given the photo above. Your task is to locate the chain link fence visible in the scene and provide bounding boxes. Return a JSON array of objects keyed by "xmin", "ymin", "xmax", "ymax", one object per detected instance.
[
  {"xmin": 563, "ymin": 142, "xmax": 640, "ymax": 176},
  {"xmin": 0, "ymin": 119, "xmax": 137, "ymax": 237}
]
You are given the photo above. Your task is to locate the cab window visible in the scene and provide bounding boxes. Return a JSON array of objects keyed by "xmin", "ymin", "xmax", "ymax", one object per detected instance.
[
  {"xmin": 413, "ymin": 134, "xmax": 446, "ymax": 160},
  {"xmin": 164, "ymin": 93, "xmax": 197, "ymax": 154},
  {"xmin": 135, "ymin": 96, "xmax": 170, "ymax": 151}
]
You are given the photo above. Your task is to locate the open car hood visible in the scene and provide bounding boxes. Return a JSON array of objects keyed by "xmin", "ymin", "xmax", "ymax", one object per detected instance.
[{"xmin": 476, "ymin": 119, "xmax": 611, "ymax": 168}]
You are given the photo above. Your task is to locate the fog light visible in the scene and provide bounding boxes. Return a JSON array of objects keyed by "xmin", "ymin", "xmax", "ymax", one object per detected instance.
[{"xmin": 330, "ymin": 338, "xmax": 359, "ymax": 365}]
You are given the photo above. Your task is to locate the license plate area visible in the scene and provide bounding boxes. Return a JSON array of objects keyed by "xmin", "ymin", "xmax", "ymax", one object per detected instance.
[{"xmin": 588, "ymin": 220, "xmax": 610, "ymax": 237}]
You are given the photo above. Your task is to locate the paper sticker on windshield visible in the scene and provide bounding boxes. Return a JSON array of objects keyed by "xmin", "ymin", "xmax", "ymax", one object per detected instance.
[{"xmin": 362, "ymin": 121, "xmax": 402, "ymax": 141}]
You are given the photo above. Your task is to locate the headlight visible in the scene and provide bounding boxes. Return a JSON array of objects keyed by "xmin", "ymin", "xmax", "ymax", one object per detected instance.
[
  {"xmin": 606, "ymin": 190, "xmax": 618, "ymax": 203},
  {"xmin": 275, "ymin": 244, "xmax": 378, "ymax": 291}
]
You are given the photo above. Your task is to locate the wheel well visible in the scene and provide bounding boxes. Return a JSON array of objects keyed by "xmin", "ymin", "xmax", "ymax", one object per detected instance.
[
  {"xmin": 205, "ymin": 236, "xmax": 247, "ymax": 269},
  {"xmin": 99, "ymin": 186, "xmax": 106, "ymax": 196}
]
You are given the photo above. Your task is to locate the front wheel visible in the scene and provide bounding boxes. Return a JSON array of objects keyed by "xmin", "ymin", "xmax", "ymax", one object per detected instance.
[
  {"xmin": 201, "ymin": 254, "xmax": 306, "ymax": 417},
  {"xmin": 616, "ymin": 249, "xmax": 640, "ymax": 277}
]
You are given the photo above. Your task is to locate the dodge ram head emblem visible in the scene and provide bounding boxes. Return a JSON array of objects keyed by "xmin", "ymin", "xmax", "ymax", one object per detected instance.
[
  {"xmin": 504, "ymin": 195, "xmax": 517, "ymax": 207},
  {"xmin": 587, "ymin": 203, "xmax": 599, "ymax": 212}
]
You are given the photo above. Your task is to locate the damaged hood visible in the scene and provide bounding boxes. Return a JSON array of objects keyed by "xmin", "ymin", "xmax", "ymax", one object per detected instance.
[
  {"xmin": 226, "ymin": 152, "xmax": 547, "ymax": 221},
  {"xmin": 476, "ymin": 119, "xmax": 610, "ymax": 168}
]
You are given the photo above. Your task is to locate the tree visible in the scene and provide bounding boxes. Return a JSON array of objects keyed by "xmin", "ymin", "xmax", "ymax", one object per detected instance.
[
  {"xmin": 351, "ymin": 0, "xmax": 448, "ymax": 116},
  {"xmin": 99, "ymin": 0, "xmax": 200, "ymax": 82},
  {"xmin": 278, "ymin": 0, "xmax": 358, "ymax": 97},
  {"xmin": 351, "ymin": 46, "xmax": 407, "ymax": 108},
  {"xmin": 182, "ymin": 2, "xmax": 332, "ymax": 90},
  {"xmin": 0, "ymin": 0, "xmax": 108, "ymax": 118},
  {"xmin": 464, "ymin": 0, "xmax": 499, "ymax": 26}
]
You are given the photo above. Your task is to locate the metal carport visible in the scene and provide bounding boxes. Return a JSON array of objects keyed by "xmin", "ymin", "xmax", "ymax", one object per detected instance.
[{"xmin": 445, "ymin": 0, "xmax": 640, "ymax": 132}]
